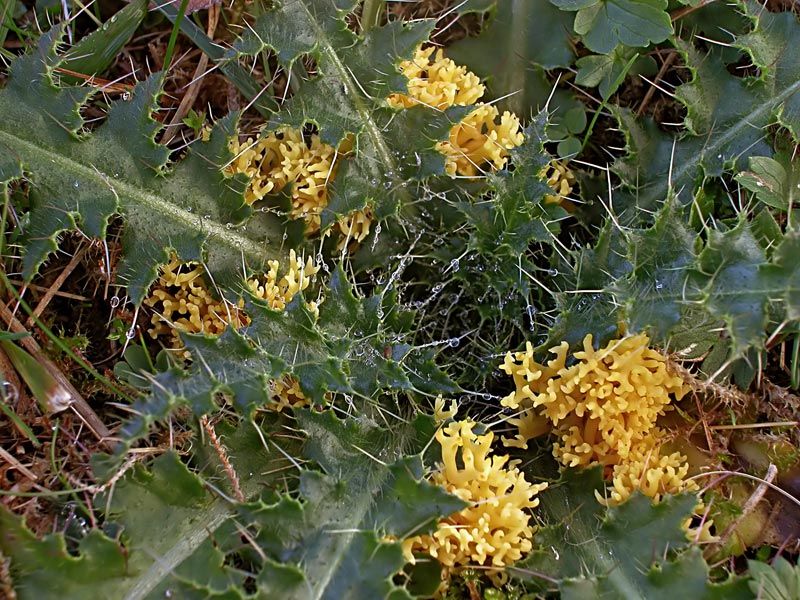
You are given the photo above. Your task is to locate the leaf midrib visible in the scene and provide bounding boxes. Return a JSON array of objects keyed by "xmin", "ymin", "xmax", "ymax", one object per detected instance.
[
  {"xmin": 0, "ymin": 129, "xmax": 270, "ymax": 263},
  {"xmin": 298, "ymin": 1, "xmax": 413, "ymax": 208}
]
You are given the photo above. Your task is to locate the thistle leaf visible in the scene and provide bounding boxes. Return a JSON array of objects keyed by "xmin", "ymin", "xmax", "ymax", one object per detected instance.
[
  {"xmin": 237, "ymin": 410, "xmax": 466, "ymax": 599},
  {"xmin": 0, "ymin": 28, "xmax": 284, "ymax": 303},
  {"xmin": 448, "ymin": 0, "xmax": 574, "ymax": 116},
  {"xmin": 1, "ymin": 420, "xmax": 290, "ymax": 600},
  {"xmin": 613, "ymin": 8, "xmax": 800, "ymax": 218},
  {"xmin": 112, "ymin": 266, "xmax": 456, "ymax": 456},
  {"xmin": 0, "ymin": 509, "xmax": 129, "ymax": 600},
  {"xmin": 549, "ymin": 201, "xmax": 800, "ymax": 357},
  {"xmin": 518, "ymin": 468, "xmax": 748, "ymax": 598}
]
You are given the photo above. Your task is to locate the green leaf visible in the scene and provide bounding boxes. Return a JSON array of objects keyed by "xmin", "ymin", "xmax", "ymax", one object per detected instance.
[
  {"xmin": 517, "ymin": 468, "xmax": 747, "ymax": 598},
  {"xmin": 60, "ymin": 0, "xmax": 149, "ymax": 78},
  {"xmin": 552, "ymin": 0, "xmax": 672, "ymax": 54},
  {"xmin": 736, "ymin": 152, "xmax": 800, "ymax": 211},
  {"xmin": 748, "ymin": 556, "xmax": 800, "ymax": 600},
  {"xmin": 237, "ymin": 410, "xmax": 466, "ymax": 599},
  {"xmin": 0, "ymin": 339, "xmax": 70, "ymax": 413},
  {"xmin": 576, "ymin": 46, "xmax": 657, "ymax": 100},
  {"xmin": 0, "ymin": 28, "xmax": 285, "ymax": 303}
]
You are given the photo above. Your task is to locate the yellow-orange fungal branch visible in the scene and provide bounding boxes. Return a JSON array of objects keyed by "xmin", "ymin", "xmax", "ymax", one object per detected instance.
[
  {"xmin": 403, "ymin": 420, "xmax": 547, "ymax": 574},
  {"xmin": 388, "ymin": 46, "xmax": 485, "ymax": 110}
]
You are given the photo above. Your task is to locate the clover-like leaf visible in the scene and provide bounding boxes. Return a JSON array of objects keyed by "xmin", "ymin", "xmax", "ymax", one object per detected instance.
[{"xmin": 551, "ymin": 0, "xmax": 672, "ymax": 54}]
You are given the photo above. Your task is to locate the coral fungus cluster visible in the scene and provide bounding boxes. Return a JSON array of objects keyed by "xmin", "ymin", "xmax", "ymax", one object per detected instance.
[
  {"xmin": 539, "ymin": 160, "xmax": 576, "ymax": 206},
  {"xmin": 389, "ymin": 46, "xmax": 524, "ymax": 176},
  {"xmin": 227, "ymin": 131, "xmax": 372, "ymax": 247},
  {"xmin": 500, "ymin": 333, "xmax": 702, "ymax": 509},
  {"xmin": 144, "ymin": 250, "xmax": 319, "ymax": 411},
  {"xmin": 403, "ymin": 420, "xmax": 547, "ymax": 574}
]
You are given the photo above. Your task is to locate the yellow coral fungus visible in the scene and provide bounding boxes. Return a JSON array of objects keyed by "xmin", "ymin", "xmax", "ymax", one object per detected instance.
[
  {"xmin": 144, "ymin": 258, "xmax": 244, "ymax": 348},
  {"xmin": 597, "ymin": 431, "xmax": 698, "ymax": 506},
  {"xmin": 433, "ymin": 396, "xmax": 459, "ymax": 423},
  {"xmin": 335, "ymin": 208, "xmax": 373, "ymax": 250},
  {"xmin": 403, "ymin": 420, "xmax": 547, "ymax": 572},
  {"xmin": 540, "ymin": 160, "xmax": 576, "ymax": 206},
  {"xmin": 500, "ymin": 333, "xmax": 711, "ymax": 539},
  {"xmin": 500, "ymin": 333, "xmax": 686, "ymax": 465},
  {"xmin": 388, "ymin": 46, "xmax": 485, "ymax": 110},
  {"xmin": 245, "ymin": 249, "xmax": 320, "ymax": 312},
  {"xmin": 228, "ymin": 128, "xmax": 307, "ymax": 205},
  {"xmin": 145, "ymin": 250, "xmax": 319, "ymax": 350},
  {"xmin": 228, "ymin": 130, "xmax": 374, "ymax": 247},
  {"xmin": 436, "ymin": 104, "xmax": 524, "ymax": 177},
  {"xmin": 270, "ymin": 377, "xmax": 311, "ymax": 412}
]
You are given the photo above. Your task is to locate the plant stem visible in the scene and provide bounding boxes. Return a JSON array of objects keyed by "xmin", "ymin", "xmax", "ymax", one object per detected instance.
[
  {"xmin": 361, "ymin": 0, "xmax": 384, "ymax": 32},
  {"xmin": 162, "ymin": 0, "xmax": 191, "ymax": 77},
  {"xmin": 580, "ymin": 53, "xmax": 639, "ymax": 152}
]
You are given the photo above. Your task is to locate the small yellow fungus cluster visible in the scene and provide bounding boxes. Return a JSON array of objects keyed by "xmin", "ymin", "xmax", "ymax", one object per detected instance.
[
  {"xmin": 389, "ymin": 46, "xmax": 524, "ymax": 177},
  {"xmin": 500, "ymin": 333, "xmax": 704, "ymax": 515},
  {"xmin": 388, "ymin": 46, "xmax": 485, "ymax": 111},
  {"xmin": 598, "ymin": 431, "xmax": 698, "ymax": 506},
  {"xmin": 144, "ymin": 258, "xmax": 242, "ymax": 344},
  {"xmin": 270, "ymin": 377, "xmax": 311, "ymax": 413},
  {"xmin": 228, "ymin": 131, "xmax": 372, "ymax": 246},
  {"xmin": 540, "ymin": 160, "xmax": 576, "ymax": 206},
  {"xmin": 144, "ymin": 251, "xmax": 320, "ymax": 411},
  {"xmin": 403, "ymin": 420, "xmax": 547, "ymax": 574},
  {"xmin": 245, "ymin": 250, "xmax": 320, "ymax": 314}
]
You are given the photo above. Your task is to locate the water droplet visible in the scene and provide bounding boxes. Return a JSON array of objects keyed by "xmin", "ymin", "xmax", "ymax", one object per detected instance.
[
  {"xmin": 448, "ymin": 337, "xmax": 460, "ymax": 348},
  {"xmin": 203, "ymin": 214, "xmax": 211, "ymax": 220},
  {"xmin": 72, "ymin": 181, "xmax": 80, "ymax": 188},
  {"xmin": 655, "ymin": 280, "xmax": 664, "ymax": 290},
  {"xmin": 110, "ymin": 296, "xmax": 120, "ymax": 308},
  {"xmin": 449, "ymin": 258, "xmax": 460, "ymax": 272},
  {"xmin": 226, "ymin": 223, "xmax": 234, "ymax": 229}
]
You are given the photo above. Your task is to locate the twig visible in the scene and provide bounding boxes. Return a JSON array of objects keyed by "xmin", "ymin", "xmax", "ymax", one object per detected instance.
[
  {"xmin": 26, "ymin": 244, "xmax": 88, "ymax": 328},
  {"xmin": 636, "ymin": 51, "xmax": 676, "ymax": 117},
  {"xmin": 161, "ymin": 4, "xmax": 220, "ymax": 145},
  {"xmin": 5, "ymin": 280, "xmax": 90, "ymax": 301},
  {"xmin": 201, "ymin": 415, "xmax": 244, "ymax": 502},
  {"xmin": 714, "ymin": 464, "xmax": 778, "ymax": 549},
  {"xmin": 0, "ymin": 444, "xmax": 38, "ymax": 481},
  {"xmin": 0, "ymin": 299, "xmax": 111, "ymax": 444},
  {"xmin": 710, "ymin": 421, "xmax": 798, "ymax": 430},
  {"xmin": 53, "ymin": 67, "xmax": 133, "ymax": 93},
  {"xmin": 670, "ymin": 0, "xmax": 716, "ymax": 21}
]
